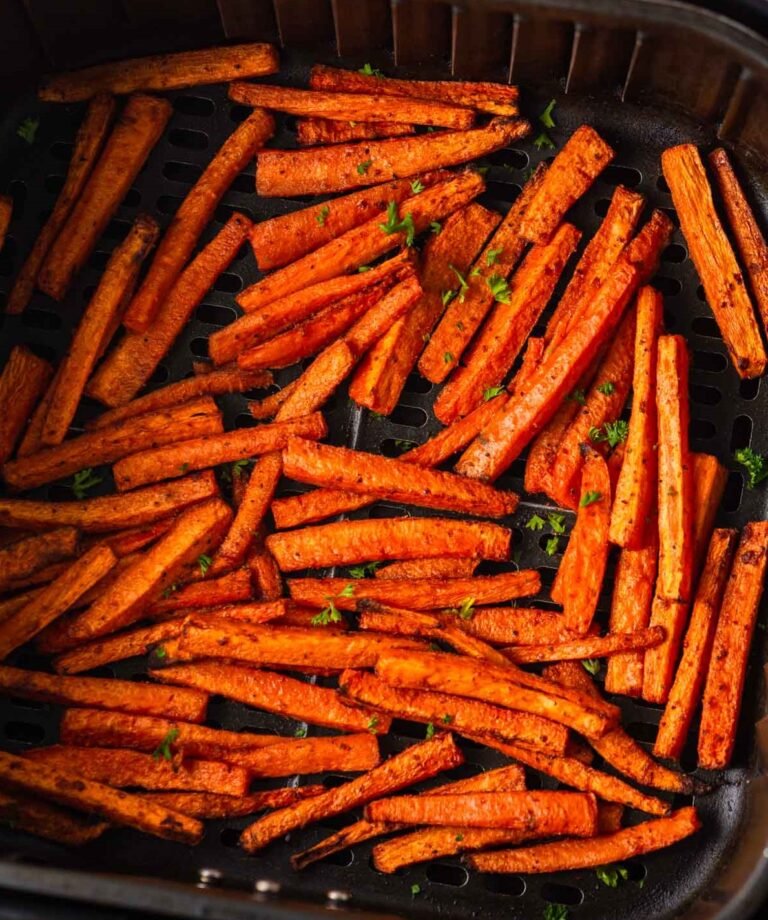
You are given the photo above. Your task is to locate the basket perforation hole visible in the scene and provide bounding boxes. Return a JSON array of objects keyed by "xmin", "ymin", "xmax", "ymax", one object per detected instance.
[
  {"xmin": 537, "ymin": 566, "xmax": 558, "ymax": 587},
  {"xmin": 740, "ymin": 377, "xmax": 760, "ymax": 400},
  {"xmin": 692, "ymin": 350, "xmax": 728, "ymax": 373},
  {"xmin": 157, "ymin": 195, "xmax": 184, "ymax": 216},
  {"xmin": 594, "ymin": 198, "xmax": 611, "ymax": 217},
  {"xmin": 661, "ymin": 243, "xmax": 686, "ymax": 263},
  {"xmin": 3, "ymin": 721, "xmax": 45, "ymax": 744},
  {"xmin": 425, "ymin": 863, "xmax": 468, "ymax": 887},
  {"xmin": 88, "ymin": 250, "xmax": 111, "ymax": 271},
  {"xmin": 148, "ymin": 364, "xmax": 170, "ymax": 385},
  {"xmin": 235, "ymin": 412, "xmax": 257, "ymax": 428},
  {"xmin": 162, "ymin": 161, "xmax": 203, "ymax": 185},
  {"xmin": 123, "ymin": 188, "xmax": 141, "ymax": 208},
  {"xmin": 196, "ymin": 304, "xmax": 238, "ymax": 326},
  {"xmin": 325, "ymin": 848, "xmax": 354, "ymax": 867},
  {"xmin": 21, "ymin": 308, "xmax": 62, "ymax": 330},
  {"xmin": 389, "ymin": 405, "xmax": 428, "ymax": 428},
  {"xmin": 690, "ymin": 384, "xmax": 721, "ymax": 406},
  {"xmin": 103, "ymin": 218, "xmax": 133, "ymax": 241},
  {"xmin": 482, "ymin": 875, "xmax": 526, "ymax": 896},
  {"xmin": 168, "ymin": 127, "xmax": 209, "ymax": 150},
  {"xmin": 690, "ymin": 418, "xmax": 716, "ymax": 440},
  {"xmin": 173, "ymin": 96, "xmax": 215, "ymax": 117},
  {"xmin": 654, "ymin": 276, "xmax": 682, "ymax": 297},
  {"xmin": 220, "ymin": 827, "xmax": 241, "ymax": 847},
  {"xmin": 213, "ymin": 272, "xmax": 243, "ymax": 294},
  {"xmin": 691, "ymin": 316, "xmax": 721, "ymax": 339},
  {"xmin": 403, "ymin": 372, "xmax": 432, "ymax": 395},
  {"xmin": 600, "ymin": 164, "xmax": 642, "ymax": 188},
  {"xmin": 730, "ymin": 415, "xmax": 752, "ymax": 451},
  {"xmin": 189, "ymin": 337, "xmax": 209, "ymax": 358},
  {"xmin": 541, "ymin": 882, "xmax": 584, "ymax": 906},
  {"xmin": 44, "ymin": 174, "xmax": 65, "ymax": 194},
  {"xmin": 696, "ymin": 284, "xmax": 707, "ymax": 302}
]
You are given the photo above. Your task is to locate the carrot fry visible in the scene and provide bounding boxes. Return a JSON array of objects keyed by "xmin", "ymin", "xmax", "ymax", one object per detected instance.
[
  {"xmin": 309, "ymin": 64, "xmax": 520, "ymax": 116},
  {"xmin": 642, "ymin": 596, "xmax": 690, "ymax": 705},
  {"xmin": 26, "ymin": 745, "xmax": 250, "ymax": 795},
  {"xmin": 457, "ymin": 261, "xmax": 638, "ymax": 481},
  {"xmin": 288, "ymin": 572, "xmax": 538, "ymax": 611},
  {"xmin": 0, "ymin": 750, "xmax": 202, "ymax": 844},
  {"xmin": 248, "ymin": 384, "xmax": 297, "ymax": 421},
  {"xmin": 506, "ymin": 627, "xmax": 664, "ymax": 664},
  {"xmin": 340, "ymin": 669, "xmax": 569, "ymax": 754},
  {"xmin": 3, "ymin": 397, "xmax": 223, "ymax": 493},
  {"xmin": 146, "ymin": 567, "xmax": 253, "ymax": 615},
  {"xmin": 654, "ymin": 529, "xmax": 738, "ymax": 761},
  {"xmin": 0, "ymin": 545, "xmax": 117, "ymax": 659},
  {"xmin": 0, "ymin": 195, "xmax": 11, "ymax": 251},
  {"xmin": 225, "ymin": 733, "xmax": 381, "ymax": 778},
  {"xmin": 93, "ymin": 518, "xmax": 176, "ymax": 557},
  {"xmin": 256, "ymin": 119, "xmax": 528, "ymax": 197},
  {"xmin": 275, "ymin": 342, "xmax": 357, "ymax": 421},
  {"xmin": 0, "ymin": 791, "xmax": 108, "ymax": 845},
  {"xmin": 115, "ymin": 415, "xmax": 322, "ymax": 493},
  {"xmin": 699, "ymin": 521, "xmax": 768, "ymax": 769},
  {"xmin": 0, "ymin": 665, "xmax": 207, "ymax": 721},
  {"xmin": 0, "ymin": 528, "xmax": 79, "ymax": 594},
  {"xmin": 248, "ymin": 530, "xmax": 283, "ymax": 600},
  {"xmin": 40, "ymin": 214, "xmax": 159, "ymax": 446},
  {"xmin": 468, "ymin": 807, "xmax": 700, "ymax": 873},
  {"xmin": 0, "ymin": 346, "xmax": 53, "ymax": 464},
  {"xmin": 296, "ymin": 117, "xmax": 414, "ymax": 145},
  {"xmin": 7, "ymin": 95, "xmax": 116, "ymax": 315},
  {"xmin": 143, "ymin": 787, "xmax": 324, "ymax": 819},
  {"xmin": 239, "ymin": 172, "xmax": 483, "ymax": 314},
  {"xmin": 458, "ymin": 606, "xmax": 583, "ymax": 645},
  {"xmin": 54, "ymin": 620, "xmax": 184, "ymax": 674},
  {"xmin": 435, "ymin": 222, "xmax": 581, "ymax": 422},
  {"xmin": 15, "ymin": 366, "xmax": 62, "ymax": 458},
  {"xmin": 292, "ymin": 819, "xmax": 409, "ymax": 870},
  {"xmin": 420, "ymin": 163, "xmax": 547, "ymax": 383},
  {"xmin": 663, "ymin": 144, "xmax": 765, "ymax": 377},
  {"xmin": 524, "ymin": 397, "xmax": 581, "ymax": 497},
  {"xmin": 239, "ymin": 733, "xmax": 463, "ymax": 853},
  {"xmin": 229, "ymin": 82, "xmax": 474, "ymax": 129},
  {"xmin": 153, "ymin": 661, "xmax": 389, "ymax": 734},
  {"xmin": 691, "ymin": 453, "xmax": 729, "ymax": 576},
  {"xmin": 604, "ymin": 539, "xmax": 658, "ymax": 697},
  {"xmin": 37, "ymin": 95, "xmax": 170, "ymax": 299},
  {"xmin": 376, "ymin": 558, "xmax": 478, "ymax": 580}
]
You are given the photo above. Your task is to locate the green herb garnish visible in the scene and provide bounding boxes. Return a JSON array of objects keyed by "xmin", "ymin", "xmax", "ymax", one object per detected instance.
[
  {"xmin": 735, "ymin": 447, "xmax": 768, "ymax": 489},
  {"xmin": 17, "ymin": 117, "xmax": 39, "ymax": 144},
  {"xmin": 70, "ymin": 468, "xmax": 102, "ymax": 499},
  {"xmin": 316, "ymin": 205, "xmax": 330, "ymax": 226},
  {"xmin": 379, "ymin": 200, "xmax": 415, "ymax": 246},
  {"xmin": 582, "ymin": 659, "xmax": 601, "ymax": 675},
  {"xmin": 486, "ymin": 273, "xmax": 511, "ymax": 304},
  {"xmin": 526, "ymin": 514, "xmax": 547, "ymax": 532},
  {"xmin": 357, "ymin": 159, "xmax": 373, "ymax": 175},
  {"xmin": 152, "ymin": 727, "xmax": 180, "ymax": 762},
  {"xmin": 580, "ymin": 491, "xmax": 603, "ymax": 508},
  {"xmin": 483, "ymin": 385, "xmax": 505, "ymax": 401}
]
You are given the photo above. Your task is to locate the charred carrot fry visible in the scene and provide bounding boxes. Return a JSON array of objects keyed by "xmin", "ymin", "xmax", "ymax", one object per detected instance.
[
  {"xmin": 506, "ymin": 627, "xmax": 664, "ymax": 664},
  {"xmin": 691, "ymin": 453, "xmax": 729, "ymax": 577},
  {"xmin": 642, "ymin": 596, "xmax": 690, "ymax": 704},
  {"xmin": 0, "ymin": 750, "xmax": 202, "ymax": 844},
  {"xmin": 7, "ymin": 95, "xmax": 116, "ymax": 314},
  {"xmin": 54, "ymin": 620, "xmax": 184, "ymax": 674},
  {"xmin": 376, "ymin": 558, "xmax": 478, "ymax": 580},
  {"xmin": 41, "ymin": 215, "xmax": 159, "ymax": 446},
  {"xmin": 609, "ymin": 286, "xmax": 663, "ymax": 547},
  {"xmin": 256, "ymin": 118, "xmax": 528, "ymax": 197},
  {"xmin": 275, "ymin": 342, "xmax": 356, "ymax": 421},
  {"xmin": 292, "ymin": 819, "xmax": 409, "ymax": 870},
  {"xmin": 3, "ymin": 397, "xmax": 223, "ymax": 492},
  {"xmin": 239, "ymin": 733, "xmax": 463, "ymax": 852},
  {"xmin": 15, "ymin": 366, "xmax": 62, "ymax": 458},
  {"xmin": 229, "ymin": 82, "xmax": 474, "ymax": 129},
  {"xmin": 435, "ymin": 222, "xmax": 581, "ymax": 423},
  {"xmin": 91, "ymin": 518, "xmax": 176, "ymax": 558},
  {"xmin": 699, "ymin": 521, "xmax": 768, "ymax": 769},
  {"xmin": 225, "ymin": 734, "xmax": 381, "ymax": 778},
  {"xmin": 458, "ymin": 606, "xmax": 583, "ymax": 645},
  {"xmin": 143, "ymin": 787, "xmax": 324, "ymax": 819},
  {"xmin": 654, "ymin": 529, "xmax": 738, "ymax": 761},
  {"xmin": 309, "ymin": 64, "xmax": 520, "ymax": 116},
  {"xmin": 0, "ymin": 345, "xmax": 53, "ymax": 464},
  {"xmin": 468, "ymin": 807, "xmax": 700, "ymax": 873},
  {"xmin": 0, "ymin": 664, "xmax": 207, "ymax": 721},
  {"xmin": 38, "ymin": 95, "xmax": 170, "ymax": 300},
  {"xmin": 0, "ymin": 529, "xmax": 79, "ymax": 594},
  {"xmin": 112, "ymin": 412, "xmax": 325, "ymax": 491},
  {"xmin": 39, "ymin": 43, "xmax": 278, "ymax": 102},
  {"xmin": 0, "ymin": 791, "xmax": 107, "ymax": 845},
  {"xmin": 0, "ymin": 472, "xmax": 219, "ymax": 532},
  {"xmin": 524, "ymin": 397, "xmax": 582, "ymax": 497},
  {"xmin": 123, "ymin": 111, "xmax": 274, "ymax": 332},
  {"xmin": 655, "ymin": 335, "xmax": 693, "ymax": 603},
  {"xmin": 604, "ymin": 538, "xmax": 658, "ymax": 697},
  {"xmin": 87, "ymin": 212, "xmax": 252, "ymax": 407},
  {"xmin": 152, "ymin": 661, "xmax": 389, "ymax": 734},
  {"xmin": 249, "ymin": 384, "xmax": 297, "ymax": 420},
  {"xmin": 663, "ymin": 144, "xmax": 765, "ymax": 377},
  {"xmin": 296, "ymin": 117, "xmax": 414, "ymax": 145},
  {"xmin": 146, "ymin": 567, "xmax": 252, "ymax": 615}
]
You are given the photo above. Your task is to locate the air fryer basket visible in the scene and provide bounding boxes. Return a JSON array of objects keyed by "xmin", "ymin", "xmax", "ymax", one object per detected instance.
[{"xmin": 2, "ymin": 2, "xmax": 768, "ymax": 919}]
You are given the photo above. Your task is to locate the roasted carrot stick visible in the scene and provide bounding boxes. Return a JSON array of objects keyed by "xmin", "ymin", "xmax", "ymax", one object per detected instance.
[
  {"xmin": 296, "ymin": 117, "xmax": 414, "ymax": 145},
  {"xmin": 40, "ymin": 214, "xmax": 159, "ymax": 446},
  {"xmin": 642, "ymin": 595, "xmax": 690, "ymax": 705},
  {"xmin": 87, "ymin": 212, "xmax": 252, "ymax": 407},
  {"xmin": 376, "ymin": 558, "xmax": 478, "ymax": 580},
  {"xmin": 654, "ymin": 529, "xmax": 738, "ymax": 761},
  {"xmin": 0, "ymin": 195, "xmax": 11, "ymax": 252},
  {"xmin": 468, "ymin": 807, "xmax": 700, "ymax": 873},
  {"xmin": 0, "ymin": 345, "xmax": 53, "ymax": 464},
  {"xmin": 7, "ymin": 94, "xmax": 116, "ymax": 314},
  {"xmin": 662, "ymin": 144, "xmax": 765, "ymax": 378},
  {"xmin": 456, "ymin": 606, "xmax": 581, "ymax": 645},
  {"xmin": 0, "ymin": 791, "xmax": 108, "ymax": 845},
  {"xmin": 275, "ymin": 342, "xmax": 357, "ymax": 421},
  {"xmin": 248, "ymin": 528, "xmax": 283, "ymax": 600},
  {"xmin": 699, "ymin": 521, "xmax": 768, "ymax": 769},
  {"xmin": 53, "ymin": 620, "xmax": 184, "ymax": 674},
  {"xmin": 15, "ymin": 366, "xmax": 62, "ymax": 457},
  {"xmin": 146, "ymin": 567, "xmax": 253, "ymax": 616},
  {"xmin": 0, "ymin": 529, "xmax": 79, "ymax": 594},
  {"xmin": 506, "ymin": 627, "xmax": 664, "ymax": 664},
  {"xmin": 256, "ymin": 118, "xmax": 528, "ymax": 197},
  {"xmin": 691, "ymin": 453, "xmax": 729, "ymax": 577},
  {"xmin": 143, "ymin": 787, "xmax": 324, "ymax": 819},
  {"xmin": 248, "ymin": 383, "xmax": 298, "ymax": 421}
]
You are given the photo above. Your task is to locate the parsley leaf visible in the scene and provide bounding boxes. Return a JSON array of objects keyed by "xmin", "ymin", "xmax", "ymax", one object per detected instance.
[
  {"xmin": 197, "ymin": 553, "xmax": 213, "ymax": 576},
  {"xmin": 441, "ymin": 290, "xmax": 455, "ymax": 307},
  {"xmin": 358, "ymin": 265, "xmax": 371, "ymax": 273},
  {"xmin": 339, "ymin": 583, "xmax": 356, "ymax": 598},
  {"xmin": 486, "ymin": 248, "xmax": 503, "ymax": 266},
  {"xmin": 152, "ymin": 727, "xmax": 179, "ymax": 761},
  {"xmin": 359, "ymin": 63, "xmax": 383, "ymax": 77},
  {"xmin": 161, "ymin": 583, "xmax": 179, "ymax": 600},
  {"xmin": 430, "ymin": 220, "xmax": 442, "ymax": 235},
  {"xmin": 735, "ymin": 447, "xmax": 768, "ymax": 489},
  {"xmin": 457, "ymin": 596, "xmax": 476, "ymax": 620},
  {"xmin": 311, "ymin": 599, "xmax": 343, "ymax": 625},
  {"xmin": 441, "ymin": 713, "xmax": 454, "ymax": 724},
  {"xmin": 357, "ymin": 159, "xmax": 373, "ymax": 175},
  {"xmin": 154, "ymin": 645, "xmax": 167, "ymax": 659},
  {"xmin": 543, "ymin": 905, "xmax": 568, "ymax": 920},
  {"xmin": 379, "ymin": 200, "xmax": 415, "ymax": 246},
  {"xmin": 568, "ymin": 388, "xmax": 586, "ymax": 405},
  {"xmin": 596, "ymin": 865, "xmax": 629, "ymax": 887},
  {"xmin": 394, "ymin": 439, "xmax": 416, "ymax": 453},
  {"xmin": 534, "ymin": 132, "xmax": 556, "ymax": 150},
  {"xmin": 425, "ymin": 722, "xmax": 436, "ymax": 739},
  {"xmin": 455, "ymin": 833, "xmax": 464, "ymax": 841},
  {"xmin": 411, "ymin": 179, "xmax": 425, "ymax": 194},
  {"xmin": 483, "ymin": 385, "xmax": 505, "ymax": 401},
  {"xmin": 582, "ymin": 658, "xmax": 601, "ymax": 675},
  {"xmin": 580, "ymin": 491, "xmax": 603, "ymax": 508},
  {"xmin": 589, "ymin": 419, "xmax": 629, "ymax": 448},
  {"xmin": 443, "ymin": 351, "xmax": 454, "ymax": 365},
  {"xmin": 547, "ymin": 512, "xmax": 566, "ymax": 534},
  {"xmin": 70, "ymin": 468, "xmax": 102, "ymax": 500},
  {"xmin": 539, "ymin": 99, "xmax": 557, "ymax": 130},
  {"xmin": 294, "ymin": 725, "xmax": 308, "ymax": 738},
  {"xmin": 316, "ymin": 205, "xmax": 330, "ymax": 226},
  {"xmin": 526, "ymin": 514, "xmax": 547, "ymax": 532},
  {"xmin": 597, "ymin": 381, "xmax": 616, "ymax": 396},
  {"xmin": 450, "ymin": 264, "xmax": 469, "ymax": 302},
  {"xmin": 545, "ymin": 535, "xmax": 560, "ymax": 556},
  {"xmin": 370, "ymin": 411, "xmax": 385, "ymax": 421},
  {"xmin": 367, "ymin": 715, "xmax": 380, "ymax": 733},
  {"xmin": 347, "ymin": 562, "xmax": 381, "ymax": 579},
  {"xmin": 411, "ymin": 884, "xmax": 421, "ymax": 897},
  {"xmin": 178, "ymin": 462, "xmax": 189, "ymax": 474},
  {"xmin": 486, "ymin": 273, "xmax": 511, "ymax": 304},
  {"xmin": 232, "ymin": 458, "xmax": 253, "ymax": 478},
  {"xmin": 17, "ymin": 117, "xmax": 39, "ymax": 144}
]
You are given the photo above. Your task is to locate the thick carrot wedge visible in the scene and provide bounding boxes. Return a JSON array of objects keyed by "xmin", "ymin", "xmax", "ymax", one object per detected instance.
[
  {"xmin": 288, "ymin": 572, "xmax": 539, "ymax": 611},
  {"xmin": 458, "ymin": 606, "xmax": 583, "ymax": 645},
  {"xmin": 88, "ymin": 518, "xmax": 176, "ymax": 558},
  {"xmin": 54, "ymin": 620, "xmax": 184, "ymax": 674},
  {"xmin": 691, "ymin": 453, "xmax": 729, "ymax": 576},
  {"xmin": 340, "ymin": 669, "xmax": 568, "ymax": 753},
  {"xmin": 296, "ymin": 117, "xmax": 414, "ymax": 145},
  {"xmin": 347, "ymin": 274, "xmax": 425, "ymax": 357},
  {"xmin": 0, "ymin": 528, "xmax": 79, "ymax": 593},
  {"xmin": 310, "ymin": 65, "xmax": 520, "ymax": 116},
  {"xmin": 144, "ymin": 787, "xmax": 324, "ymax": 819},
  {"xmin": 7, "ymin": 95, "xmax": 116, "ymax": 314},
  {"xmin": 275, "ymin": 342, "xmax": 356, "ymax": 421},
  {"xmin": 0, "ymin": 346, "xmax": 53, "ymax": 464},
  {"xmin": 655, "ymin": 335, "xmax": 693, "ymax": 602},
  {"xmin": 229, "ymin": 82, "xmax": 474, "ymax": 129},
  {"xmin": 41, "ymin": 214, "xmax": 159, "ymax": 445},
  {"xmin": 419, "ymin": 163, "xmax": 547, "ymax": 383},
  {"xmin": 524, "ymin": 398, "xmax": 582, "ymax": 497},
  {"xmin": 0, "ymin": 750, "xmax": 202, "ymax": 844},
  {"xmin": 0, "ymin": 472, "xmax": 219, "ymax": 532},
  {"xmin": 268, "ymin": 518, "xmax": 510, "ymax": 572},
  {"xmin": 709, "ymin": 148, "xmax": 768, "ymax": 333},
  {"xmin": 376, "ymin": 558, "xmax": 478, "ymax": 580},
  {"xmin": 38, "ymin": 95, "xmax": 170, "ymax": 300},
  {"xmin": 40, "ymin": 43, "xmax": 278, "ymax": 102},
  {"xmin": 642, "ymin": 596, "xmax": 690, "ymax": 705},
  {"xmin": 3, "ymin": 397, "xmax": 223, "ymax": 493},
  {"xmin": 0, "ymin": 545, "xmax": 117, "ymax": 659},
  {"xmin": 468, "ymin": 807, "xmax": 700, "ymax": 873},
  {"xmin": 239, "ymin": 733, "xmax": 463, "ymax": 852},
  {"xmin": 434, "ymin": 222, "xmax": 581, "ymax": 422},
  {"xmin": 663, "ymin": 144, "xmax": 765, "ymax": 377},
  {"xmin": 609, "ymin": 286, "xmax": 663, "ymax": 547},
  {"xmin": 224, "ymin": 734, "xmax": 381, "ymax": 778},
  {"xmin": 113, "ymin": 412, "xmax": 325, "ymax": 491},
  {"xmin": 152, "ymin": 661, "xmax": 389, "ymax": 733},
  {"xmin": 87, "ymin": 212, "xmax": 252, "ymax": 406},
  {"xmin": 604, "ymin": 539, "xmax": 658, "ymax": 697},
  {"xmin": 123, "ymin": 110, "xmax": 274, "ymax": 332},
  {"xmin": 248, "ymin": 530, "xmax": 283, "ymax": 601},
  {"xmin": 15, "ymin": 366, "xmax": 63, "ymax": 458},
  {"xmin": 146, "ymin": 567, "xmax": 253, "ymax": 615},
  {"xmin": 457, "ymin": 261, "xmax": 638, "ymax": 481},
  {"xmin": 256, "ymin": 118, "xmax": 528, "ymax": 197},
  {"xmin": 699, "ymin": 521, "xmax": 768, "ymax": 769},
  {"xmin": 0, "ymin": 792, "xmax": 107, "ymax": 845},
  {"xmin": 0, "ymin": 665, "xmax": 207, "ymax": 721},
  {"xmin": 654, "ymin": 529, "xmax": 738, "ymax": 761},
  {"xmin": 506, "ymin": 627, "xmax": 664, "ymax": 664}
]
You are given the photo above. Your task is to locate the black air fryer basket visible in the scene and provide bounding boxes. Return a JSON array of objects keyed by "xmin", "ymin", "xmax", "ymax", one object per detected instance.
[{"xmin": 2, "ymin": 1, "xmax": 768, "ymax": 918}]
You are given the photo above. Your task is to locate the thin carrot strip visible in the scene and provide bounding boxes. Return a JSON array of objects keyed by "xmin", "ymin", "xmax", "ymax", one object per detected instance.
[
  {"xmin": 296, "ymin": 117, "xmax": 414, "ymax": 145},
  {"xmin": 0, "ymin": 345, "xmax": 53, "ymax": 464},
  {"xmin": 691, "ymin": 453, "xmax": 729, "ymax": 577}
]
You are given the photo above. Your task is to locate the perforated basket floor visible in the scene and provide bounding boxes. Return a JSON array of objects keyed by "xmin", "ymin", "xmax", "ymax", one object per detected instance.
[{"xmin": 1, "ymin": 48, "xmax": 767, "ymax": 920}]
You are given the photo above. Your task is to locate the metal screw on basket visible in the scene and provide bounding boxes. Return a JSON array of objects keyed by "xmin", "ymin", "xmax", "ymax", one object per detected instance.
[
  {"xmin": 326, "ymin": 889, "xmax": 351, "ymax": 908},
  {"xmin": 196, "ymin": 867, "xmax": 223, "ymax": 889},
  {"xmin": 254, "ymin": 878, "xmax": 281, "ymax": 896}
]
